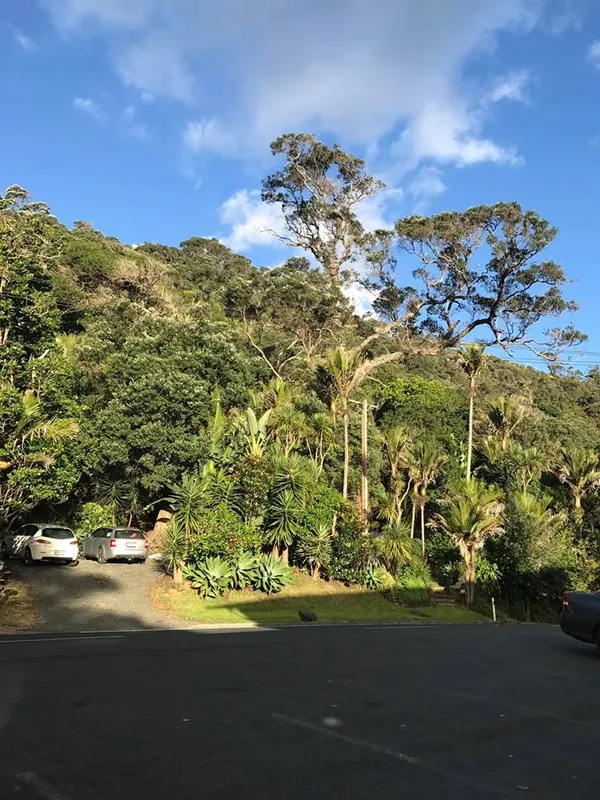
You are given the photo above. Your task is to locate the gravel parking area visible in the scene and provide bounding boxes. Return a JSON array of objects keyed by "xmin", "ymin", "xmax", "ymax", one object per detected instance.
[{"xmin": 6, "ymin": 556, "xmax": 177, "ymax": 632}]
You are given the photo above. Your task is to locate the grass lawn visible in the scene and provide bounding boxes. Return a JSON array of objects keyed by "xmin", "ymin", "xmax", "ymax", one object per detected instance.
[
  {"xmin": 0, "ymin": 576, "xmax": 38, "ymax": 631},
  {"xmin": 152, "ymin": 571, "xmax": 486, "ymax": 625}
]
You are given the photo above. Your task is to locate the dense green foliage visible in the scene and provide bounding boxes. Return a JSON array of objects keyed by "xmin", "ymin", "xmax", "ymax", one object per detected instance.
[{"xmin": 1, "ymin": 133, "xmax": 597, "ymax": 619}]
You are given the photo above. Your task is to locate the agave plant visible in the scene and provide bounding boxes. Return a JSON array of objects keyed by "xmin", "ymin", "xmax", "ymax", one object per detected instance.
[
  {"xmin": 362, "ymin": 564, "xmax": 391, "ymax": 592},
  {"xmin": 253, "ymin": 554, "xmax": 292, "ymax": 594},
  {"xmin": 229, "ymin": 551, "xmax": 258, "ymax": 590},
  {"xmin": 184, "ymin": 556, "xmax": 232, "ymax": 598}
]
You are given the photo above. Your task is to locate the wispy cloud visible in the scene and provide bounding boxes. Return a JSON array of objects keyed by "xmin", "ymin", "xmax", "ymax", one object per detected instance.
[
  {"xmin": 485, "ymin": 70, "xmax": 530, "ymax": 104},
  {"xmin": 123, "ymin": 106, "xmax": 148, "ymax": 140},
  {"xmin": 43, "ymin": 0, "xmax": 541, "ymax": 173},
  {"xmin": 587, "ymin": 41, "xmax": 600, "ymax": 68},
  {"xmin": 4, "ymin": 23, "xmax": 37, "ymax": 52},
  {"xmin": 73, "ymin": 97, "xmax": 104, "ymax": 120},
  {"xmin": 183, "ymin": 118, "xmax": 234, "ymax": 156}
]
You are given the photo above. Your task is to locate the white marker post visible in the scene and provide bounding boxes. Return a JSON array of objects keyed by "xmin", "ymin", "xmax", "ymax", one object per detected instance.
[{"xmin": 491, "ymin": 596, "xmax": 497, "ymax": 623}]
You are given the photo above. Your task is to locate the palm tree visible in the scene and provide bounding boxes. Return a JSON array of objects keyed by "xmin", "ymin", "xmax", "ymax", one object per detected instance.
[
  {"xmin": 374, "ymin": 520, "xmax": 413, "ymax": 574},
  {"xmin": 512, "ymin": 491, "xmax": 567, "ymax": 569},
  {"xmin": 304, "ymin": 411, "xmax": 334, "ymax": 473},
  {"xmin": 0, "ymin": 389, "xmax": 79, "ymax": 472},
  {"xmin": 325, "ymin": 347, "xmax": 364, "ymax": 499},
  {"xmin": 486, "ymin": 397, "xmax": 527, "ymax": 452},
  {"xmin": 458, "ymin": 344, "xmax": 486, "ymax": 481},
  {"xmin": 553, "ymin": 446, "xmax": 600, "ymax": 518},
  {"xmin": 164, "ymin": 471, "xmax": 205, "ymax": 582},
  {"xmin": 382, "ymin": 425, "xmax": 412, "ymax": 524},
  {"xmin": 507, "ymin": 443, "xmax": 547, "ymax": 492},
  {"xmin": 433, "ymin": 479, "xmax": 504, "ymax": 605},
  {"xmin": 408, "ymin": 441, "xmax": 448, "ymax": 554}
]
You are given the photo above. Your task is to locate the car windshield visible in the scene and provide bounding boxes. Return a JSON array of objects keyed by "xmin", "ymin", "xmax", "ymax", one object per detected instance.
[
  {"xmin": 114, "ymin": 529, "xmax": 144, "ymax": 539},
  {"xmin": 42, "ymin": 527, "xmax": 75, "ymax": 540}
]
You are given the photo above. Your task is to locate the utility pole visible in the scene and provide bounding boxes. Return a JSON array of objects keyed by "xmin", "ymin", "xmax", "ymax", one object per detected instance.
[{"xmin": 361, "ymin": 398, "xmax": 368, "ymax": 530}]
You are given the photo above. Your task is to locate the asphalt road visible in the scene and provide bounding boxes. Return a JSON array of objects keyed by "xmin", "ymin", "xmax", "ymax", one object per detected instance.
[{"xmin": 0, "ymin": 623, "xmax": 598, "ymax": 799}]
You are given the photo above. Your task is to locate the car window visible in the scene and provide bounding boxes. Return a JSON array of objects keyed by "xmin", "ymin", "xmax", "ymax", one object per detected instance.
[
  {"xmin": 20, "ymin": 525, "xmax": 37, "ymax": 537},
  {"xmin": 89, "ymin": 528, "xmax": 103, "ymax": 538},
  {"xmin": 42, "ymin": 527, "xmax": 75, "ymax": 540},
  {"xmin": 114, "ymin": 529, "xmax": 144, "ymax": 539}
]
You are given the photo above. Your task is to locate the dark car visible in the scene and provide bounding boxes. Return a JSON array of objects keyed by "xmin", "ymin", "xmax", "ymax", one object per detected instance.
[{"xmin": 559, "ymin": 591, "xmax": 600, "ymax": 650}]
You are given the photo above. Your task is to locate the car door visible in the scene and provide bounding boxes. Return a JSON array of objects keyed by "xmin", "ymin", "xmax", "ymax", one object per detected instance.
[
  {"xmin": 13, "ymin": 524, "xmax": 37, "ymax": 557},
  {"xmin": 85, "ymin": 528, "xmax": 101, "ymax": 557}
]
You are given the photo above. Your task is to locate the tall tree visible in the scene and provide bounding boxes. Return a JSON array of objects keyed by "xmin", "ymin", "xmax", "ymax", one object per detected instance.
[
  {"xmin": 262, "ymin": 134, "xmax": 383, "ymax": 287},
  {"xmin": 487, "ymin": 397, "xmax": 527, "ymax": 452},
  {"xmin": 554, "ymin": 446, "xmax": 600, "ymax": 518},
  {"xmin": 382, "ymin": 425, "xmax": 412, "ymax": 524},
  {"xmin": 368, "ymin": 202, "xmax": 585, "ymax": 358},
  {"xmin": 407, "ymin": 441, "xmax": 448, "ymax": 554},
  {"xmin": 433, "ymin": 479, "xmax": 504, "ymax": 606},
  {"xmin": 458, "ymin": 344, "xmax": 486, "ymax": 481}
]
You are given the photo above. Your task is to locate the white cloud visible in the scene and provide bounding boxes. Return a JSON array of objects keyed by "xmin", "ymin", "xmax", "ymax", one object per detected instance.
[
  {"xmin": 587, "ymin": 41, "xmax": 600, "ymax": 68},
  {"xmin": 485, "ymin": 70, "xmax": 530, "ymax": 104},
  {"xmin": 13, "ymin": 29, "xmax": 37, "ymax": 52},
  {"xmin": 219, "ymin": 189, "xmax": 286, "ymax": 252},
  {"xmin": 43, "ymin": 0, "xmax": 543, "ymax": 170},
  {"xmin": 409, "ymin": 167, "xmax": 446, "ymax": 201},
  {"xmin": 183, "ymin": 118, "xmax": 234, "ymax": 156},
  {"xmin": 395, "ymin": 101, "xmax": 520, "ymax": 170},
  {"xmin": 123, "ymin": 106, "xmax": 148, "ymax": 140},
  {"xmin": 72, "ymin": 96, "xmax": 103, "ymax": 120}
]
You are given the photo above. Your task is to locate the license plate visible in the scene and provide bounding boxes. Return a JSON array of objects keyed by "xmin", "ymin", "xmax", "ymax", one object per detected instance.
[
  {"xmin": 126, "ymin": 543, "xmax": 137, "ymax": 549},
  {"xmin": 54, "ymin": 550, "xmax": 65, "ymax": 556}
]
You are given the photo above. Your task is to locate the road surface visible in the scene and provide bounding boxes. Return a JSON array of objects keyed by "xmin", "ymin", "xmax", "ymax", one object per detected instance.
[{"xmin": 0, "ymin": 623, "xmax": 597, "ymax": 799}]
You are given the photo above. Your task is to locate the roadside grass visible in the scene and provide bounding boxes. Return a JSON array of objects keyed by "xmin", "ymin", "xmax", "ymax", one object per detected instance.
[
  {"xmin": 0, "ymin": 576, "xmax": 38, "ymax": 631},
  {"xmin": 152, "ymin": 571, "xmax": 485, "ymax": 624}
]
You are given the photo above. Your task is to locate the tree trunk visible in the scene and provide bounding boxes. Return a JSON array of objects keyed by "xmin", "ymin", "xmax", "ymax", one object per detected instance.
[
  {"xmin": 410, "ymin": 499, "xmax": 416, "ymax": 538},
  {"xmin": 360, "ymin": 398, "xmax": 368, "ymax": 528},
  {"xmin": 466, "ymin": 378, "xmax": 475, "ymax": 481},
  {"xmin": 464, "ymin": 550, "xmax": 477, "ymax": 606},
  {"xmin": 342, "ymin": 411, "xmax": 350, "ymax": 500},
  {"xmin": 311, "ymin": 565, "xmax": 318, "ymax": 580},
  {"xmin": 420, "ymin": 503, "xmax": 426, "ymax": 556},
  {"xmin": 173, "ymin": 565, "xmax": 184, "ymax": 586},
  {"xmin": 281, "ymin": 545, "xmax": 289, "ymax": 565}
]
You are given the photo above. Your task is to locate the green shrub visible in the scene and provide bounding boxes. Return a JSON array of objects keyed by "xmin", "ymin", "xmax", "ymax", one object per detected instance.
[
  {"xmin": 184, "ymin": 556, "xmax": 232, "ymax": 598},
  {"xmin": 363, "ymin": 564, "xmax": 393, "ymax": 591},
  {"xmin": 230, "ymin": 551, "xmax": 259, "ymax": 590},
  {"xmin": 387, "ymin": 557, "xmax": 433, "ymax": 606},
  {"xmin": 296, "ymin": 524, "xmax": 332, "ymax": 577},
  {"xmin": 426, "ymin": 530, "xmax": 461, "ymax": 587},
  {"xmin": 74, "ymin": 502, "xmax": 113, "ymax": 543},
  {"xmin": 253, "ymin": 554, "xmax": 292, "ymax": 594},
  {"xmin": 187, "ymin": 504, "xmax": 261, "ymax": 563},
  {"xmin": 329, "ymin": 505, "xmax": 376, "ymax": 585},
  {"xmin": 297, "ymin": 484, "xmax": 343, "ymax": 531}
]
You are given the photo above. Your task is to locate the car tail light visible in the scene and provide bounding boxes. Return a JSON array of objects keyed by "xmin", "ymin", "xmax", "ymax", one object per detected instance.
[
  {"xmin": 36, "ymin": 538, "xmax": 51, "ymax": 545},
  {"xmin": 562, "ymin": 593, "xmax": 570, "ymax": 608},
  {"xmin": 109, "ymin": 539, "xmax": 117, "ymax": 548},
  {"xmin": 144, "ymin": 541, "xmax": 149, "ymax": 549},
  {"xmin": 69, "ymin": 540, "xmax": 78, "ymax": 546}
]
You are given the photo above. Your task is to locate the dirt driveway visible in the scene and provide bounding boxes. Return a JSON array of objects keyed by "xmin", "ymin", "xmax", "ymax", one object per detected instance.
[{"xmin": 5, "ymin": 556, "xmax": 181, "ymax": 632}]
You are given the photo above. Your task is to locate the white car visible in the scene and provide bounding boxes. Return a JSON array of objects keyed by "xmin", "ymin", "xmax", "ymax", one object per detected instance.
[{"xmin": 1, "ymin": 523, "xmax": 79, "ymax": 566}]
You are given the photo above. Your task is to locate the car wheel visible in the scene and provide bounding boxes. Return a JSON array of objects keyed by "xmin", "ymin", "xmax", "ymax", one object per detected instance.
[
  {"xmin": 23, "ymin": 547, "xmax": 34, "ymax": 566},
  {"xmin": 67, "ymin": 559, "xmax": 79, "ymax": 567},
  {"xmin": 97, "ymin": 548, "xmax": 106, "ymax": 564},
  {"xmin": 0, "ymin": 539, "xmax": 8, "ymax": 558}
]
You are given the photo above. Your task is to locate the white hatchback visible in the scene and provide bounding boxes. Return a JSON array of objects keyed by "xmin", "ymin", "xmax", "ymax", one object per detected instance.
[{"xmin": 1, "ymin": 523, "xmax": 79, "ymax": 566}]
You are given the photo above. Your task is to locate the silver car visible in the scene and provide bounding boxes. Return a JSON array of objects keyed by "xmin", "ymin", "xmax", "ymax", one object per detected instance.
[{"xmin": 82, "ymin": 527, "xmax": 148, "ymax": 563}]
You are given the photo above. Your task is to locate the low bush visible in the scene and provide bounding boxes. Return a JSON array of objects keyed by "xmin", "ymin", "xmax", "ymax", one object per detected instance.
[
  {"xmin": 296, "ymin": 524, "xmax": 332, "ymax": 578},
  {"xmin": 362, "ymin": 564, "xmax": 394, "ymax": 591},
  {"xmin": 386, "ymin": 557, "xmax": 433, "ymax": 606},
  {"xmin": 187, "ymin": 504, "xmax": 262, "ymax": 563},
  {"xmin": 184, "ymin": 556, "xmax": 232, "ymax": 598},
  {"xmin": 254, "ymin": 553, "xmax": 292, "ymax": 594},
  {"xmin": 229, "ymin": 551, "xmax": 259, "ymax": 590},
  {"xmin": 329, "ymin": 505, "xmax": 376, "ymax": 585}
]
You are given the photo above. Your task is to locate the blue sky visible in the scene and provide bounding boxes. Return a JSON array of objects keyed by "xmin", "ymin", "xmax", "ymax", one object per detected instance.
[{"xmin": 2, "ymin": 0, "xmax": 600, "ymax": 366}]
